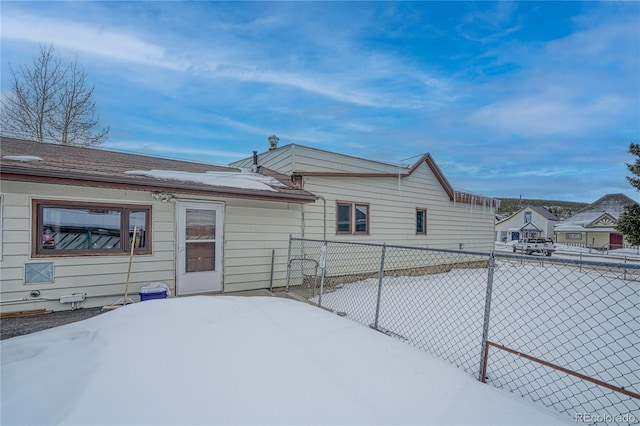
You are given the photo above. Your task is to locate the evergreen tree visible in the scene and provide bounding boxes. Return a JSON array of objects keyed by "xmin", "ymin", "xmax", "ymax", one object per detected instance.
[
  {"xmin": 617, "ymin": 143, "xmax": 640, "ymax": 246},
  {"xmin": 626, "ymin": 143, "xmax": 640, "ymax": 190}
]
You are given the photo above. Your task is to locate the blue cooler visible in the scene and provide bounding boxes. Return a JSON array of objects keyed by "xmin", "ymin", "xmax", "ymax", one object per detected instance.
[{"xmin": 139, "ymin": 286, "xmax": 167, "ymax": 301}]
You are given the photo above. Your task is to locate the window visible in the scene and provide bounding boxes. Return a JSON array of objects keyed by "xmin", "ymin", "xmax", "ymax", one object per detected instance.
[
  {"xmin": 565, "ymin": 233, "xmax": 582, "ymax": 241},
  {"xmin": 33, "ymin": 200, "xmax": 151, "ymax": 257},
  {"xmin": 416, "ymin": 208, "xmax": 427, "ymax": 234},
  {"xmin": 524, "ymin": 211, "xmax": 532, "ymax": 223},
  {"xmin": 336, "ymin": 202, "xmax": 369, "ymax": 235}
]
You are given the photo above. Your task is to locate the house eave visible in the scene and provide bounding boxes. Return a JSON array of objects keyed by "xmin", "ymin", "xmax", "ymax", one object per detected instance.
[
  {"xmin": 291, "ymin": 154, "xmax": 498, "ymax": 207},
  {"xmin": 0, "ymin": 167, "xmax": 318, "ymax": 204}
]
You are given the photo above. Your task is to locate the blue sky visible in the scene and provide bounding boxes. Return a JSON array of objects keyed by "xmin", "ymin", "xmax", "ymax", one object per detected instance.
[{"xmin": 1, "ymin": 1, "xmax": 638, "ymax": 203}]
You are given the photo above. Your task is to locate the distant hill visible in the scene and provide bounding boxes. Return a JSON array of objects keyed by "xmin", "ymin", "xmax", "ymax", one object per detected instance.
[{"xmin": 497, "ymin": 198, "xmax": 589, "ymax": 220}]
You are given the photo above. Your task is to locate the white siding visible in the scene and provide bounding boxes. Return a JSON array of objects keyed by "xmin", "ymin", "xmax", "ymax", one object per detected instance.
[
  {"xmin": 222, "ymin": 198, "xmax": 302, "ymax": 292},
  {"xmin": 237, "ymin": 145, "xmax": 496, "ymax": 249},
  {"xmin": 1, "ymin": 181, "xmax": 305, "ymax": 313},
  {"xmin": 286, "ymin": 145, "xmax": 403, "ymax": 174},
  {"xmin": 238, "ymin": 144, "xmax": 496, "ymax": 286},
  {"xmin": 0, "ymin": 181, "xmax": 175, "ymax": 313},
  {"xmin": 301, "ymin": 162, "xmax": 496, "ymax": 251},
  {"xmin": 495, "ymin": 208, "xmax": 558, "ymax": 242},
  {"xmin": 233, "ymin": 147, "xmax": 295, "ymax": 174},
  {"xmin": 233, "ymin": 145, "xmax": 406, "ymax": 175}
]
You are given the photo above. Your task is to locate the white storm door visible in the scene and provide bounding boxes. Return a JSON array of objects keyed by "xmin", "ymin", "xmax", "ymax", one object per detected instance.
[{"xmin": 176, "ymin": 201, "xmax": 224, "ymax": 295}]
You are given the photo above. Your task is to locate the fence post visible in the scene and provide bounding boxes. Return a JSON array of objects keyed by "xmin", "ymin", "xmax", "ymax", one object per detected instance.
[
  {"xmin": 478, "ymin": 250, "xmax": 496, "ymax": 381},
  {"xmin": 285, "ymin": 235, "xmax": 292, "ymax": 292},
  {"xmin": 269, "ymin": 249, "xmax": 275, "ymax": 292},
  {"xmin": 318, "ymin": 242, "xmax": 327, "ymax": 307},
  {"xmin": 374, "ymin": 243, "xmax": 387, "ymax": 330}
]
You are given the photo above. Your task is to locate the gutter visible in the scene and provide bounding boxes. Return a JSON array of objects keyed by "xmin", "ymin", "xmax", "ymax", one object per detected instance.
[{"xmin": 0, "ymin": 166, "xmax": 318, "ymax": 203}]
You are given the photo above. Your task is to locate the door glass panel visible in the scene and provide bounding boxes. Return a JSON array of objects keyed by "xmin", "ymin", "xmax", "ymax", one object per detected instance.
[
  {"xmin": 185, "ymin": 242, "xmax": 215, "ymax": 272},
  {"xmin": 186, "ymin": 209, "xmax": 215, "ymax": 240}
]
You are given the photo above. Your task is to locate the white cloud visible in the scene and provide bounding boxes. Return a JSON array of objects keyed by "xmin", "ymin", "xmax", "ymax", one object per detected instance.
[
  {"xmin": 1, "ymin": 11, "xmax": 187, "ymax": 70},
  {"xmin": 1, "ymin": 8, "xmax": 454, "ymax": 110},
  {"xmin": 103, "ymin": 141, "xmax": 247, "ymax": 163},
  {"xmin": 463, "ymin": 12, "xmax": 638, "ymax": 138},
  {"xmin": 213, "ymin": 67, "xmax": 384, "ymax": 107}
]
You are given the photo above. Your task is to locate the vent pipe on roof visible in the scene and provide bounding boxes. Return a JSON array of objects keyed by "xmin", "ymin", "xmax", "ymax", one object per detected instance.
[
  {"xmin": 251, "ymin": 151, "xmax": 259, "ymax": 173},
  {"xmin": 268, "ymin": 135, "xmax": 279, "ymax": 151}
]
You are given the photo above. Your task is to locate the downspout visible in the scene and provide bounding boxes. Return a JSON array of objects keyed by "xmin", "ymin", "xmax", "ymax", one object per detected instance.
[
  {"xmin": 318, "ymin": 195, "xmax": 327, "ymax": 240},
  {"xmin": 301, "ymin": 204, "xmax": 305, "ymax": 238}
]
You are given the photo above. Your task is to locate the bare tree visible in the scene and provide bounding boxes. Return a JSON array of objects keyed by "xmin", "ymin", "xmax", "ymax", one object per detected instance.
[
  {"xmin": 54, "ymin": 59, "xmax": 109, "ymax": 146},
  {"xmin": 1, "ymin": 44, "xmax": 109, "ymax": 146}
]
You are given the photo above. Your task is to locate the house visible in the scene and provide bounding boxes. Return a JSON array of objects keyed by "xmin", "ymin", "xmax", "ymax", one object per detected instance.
[
  {"xmin": 495, "ymin": 205, "xmax": 560, "ymax": 242},
  {"xmin": 554, "ymin": 193, "xmax": 638, "ymax": 249},
  {"xmin": 0, "ymin": 137, "xmax": 316, "ymax": 313},
  {"xmin": 231, "ymin": 137, "xmax": 499, "ymax": 253}
]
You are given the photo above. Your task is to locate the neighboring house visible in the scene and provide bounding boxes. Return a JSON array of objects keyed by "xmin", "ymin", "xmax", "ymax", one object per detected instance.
[
  {"xmin": 0, "ymin": 137, "xmax": 316, "ymax": 313},
  {"xmin": 554, "ymin": 193, "xmax": 638, "ymax": 249},
  {"xmin": 495, "ymin": 206, "xmax": 560, "ymax": 242},
  {"xmin": 231, "ymin": 138, "xmax": 499, "ymax": 253}
]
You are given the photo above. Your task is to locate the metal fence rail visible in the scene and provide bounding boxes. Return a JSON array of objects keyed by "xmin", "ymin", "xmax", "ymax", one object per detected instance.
[{"xmin": 286, "ymin": 237, "xmax": 640, "ymax": 426}]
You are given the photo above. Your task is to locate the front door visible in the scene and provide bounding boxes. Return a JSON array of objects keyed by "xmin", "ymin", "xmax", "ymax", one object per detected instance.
[
  {"xmin": 176, "ymin": 201, "xmax": 224, "ymax": 295},
  {"xmin": 610, "ymin": 233, "xmax": 623, "ymax": 250}
]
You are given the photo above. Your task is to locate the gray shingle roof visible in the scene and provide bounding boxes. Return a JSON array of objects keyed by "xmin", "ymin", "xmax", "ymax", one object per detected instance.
[
  {"xmin": 556, "ymin": 193, "xmax": 637, "ymax": 228},
  {"xmin": 0, "ymin": 137, "xmax": 316, "ymax": 202},
  {"xmin": 528, "ymin": 205, "xmax": 561, "ymax": 221}
]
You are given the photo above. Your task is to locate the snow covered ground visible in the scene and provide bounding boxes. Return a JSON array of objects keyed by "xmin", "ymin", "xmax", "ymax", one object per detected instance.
[
  {"xmin": 495, "ymin": 241, "xmax": 640, "ymax": 264},
  {"xmin": 0, "ymin": 296, "xmax": 572, "ymax": 425},
  {"xmin": 309, "ymin": 261, "xmax": 639, "ymax": 425}
]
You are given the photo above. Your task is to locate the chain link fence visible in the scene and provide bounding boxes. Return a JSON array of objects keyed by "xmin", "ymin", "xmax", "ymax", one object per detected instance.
[{"xmin": 285, "ymin": 237, "xmax": 640, "ymax": 425}]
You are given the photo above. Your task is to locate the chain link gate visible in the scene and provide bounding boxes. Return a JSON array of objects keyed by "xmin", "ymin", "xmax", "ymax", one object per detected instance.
[{"xmin": 285, "ymin": 237, "xmax": 640, "ymax": 425}]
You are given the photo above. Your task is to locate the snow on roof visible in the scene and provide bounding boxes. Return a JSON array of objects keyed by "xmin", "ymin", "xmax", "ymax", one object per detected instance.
[
  {"xmin": 125, "ymin": 169, "xmax": 287, "ymax": 192},
  {"xmin": 554, "ymin": 225, "xmax": 619, "ymax": 233},
  {"xmin": 0, "ymin": 296, "xmax": 570, "ymax": 425},
  {"xmin": 556, "ymin": 193, "xmax": 637, "ymax": 228}
]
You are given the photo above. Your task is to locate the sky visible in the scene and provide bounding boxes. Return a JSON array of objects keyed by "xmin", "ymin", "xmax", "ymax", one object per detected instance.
[
  {"xmin": 1, "ymin": 295, "xmax": 572, "ymax": 425},
  {"xmin": 1, "ymin": 1, "xmax": 639, "ymax": 203}
]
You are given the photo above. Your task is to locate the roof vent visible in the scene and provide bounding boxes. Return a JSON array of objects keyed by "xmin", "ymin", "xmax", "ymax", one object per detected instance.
[
  {"xmin": 268, "ymin": 135, "xmax": 279, "ymax": 151},
  {"xmin": 251, "ymin": 150, "xmax": 259, "ymax": 173}
]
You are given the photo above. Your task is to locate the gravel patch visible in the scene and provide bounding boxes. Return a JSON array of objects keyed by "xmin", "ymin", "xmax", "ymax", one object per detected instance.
[{"xmin": 1, "ymin": 307, "xmax": 105, "ymax": 340}]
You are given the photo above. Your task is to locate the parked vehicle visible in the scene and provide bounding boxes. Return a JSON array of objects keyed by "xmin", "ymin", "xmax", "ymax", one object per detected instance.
[{"xmin": 513, "ymin": 238, "xmax": 556, "ymax": 256}]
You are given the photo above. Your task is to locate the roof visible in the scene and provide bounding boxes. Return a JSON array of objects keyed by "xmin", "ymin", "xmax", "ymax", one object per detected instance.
[
  {"xmin": 555, "ymin": 193, "xmax": 637, "ymax": 230},
  {"xmin": 233, "ymin": 143, "xmax": 500, "ymax": 208},
  {"xmin": 0, "ymin": 137, "xmax": 316, "ymax": 203},
  {"xmin": 528, "ymin": 205, "xmax": 561, "ymax": 221},
  {"xmin": 496, "ymin": 205, "xmax": 560, "ymax": 226},
  {"xmin": 521, "ymin": 221, "xmax": 543, "ymax": 231}
]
